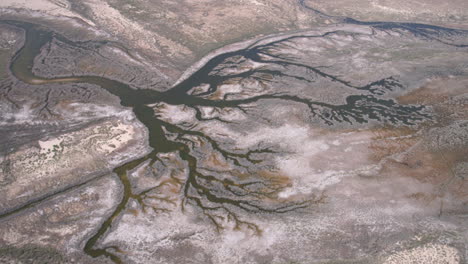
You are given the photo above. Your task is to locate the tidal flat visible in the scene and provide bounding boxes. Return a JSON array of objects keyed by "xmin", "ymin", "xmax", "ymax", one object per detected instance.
[{"xmin": 0, "ymin": 1, "xmax": 467, "ymax": 263}]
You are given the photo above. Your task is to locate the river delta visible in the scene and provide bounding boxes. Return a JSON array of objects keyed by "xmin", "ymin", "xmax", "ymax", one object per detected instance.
[{"xmin": 0, "ymin": 1, "xmax": 467, "ymax": 264}]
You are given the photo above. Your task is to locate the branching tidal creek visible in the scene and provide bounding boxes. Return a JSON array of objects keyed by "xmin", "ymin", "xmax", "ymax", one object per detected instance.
[{"xmin": 4, "ymin": 19, "xmax": 440, "ymax": 263}]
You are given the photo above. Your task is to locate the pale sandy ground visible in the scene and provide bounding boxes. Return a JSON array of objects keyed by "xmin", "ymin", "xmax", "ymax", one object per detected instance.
[
  {"xmin": 0, "ymin": 102, "xmax": 150, "ymax": 214},
  {"xmin": 306, "ymin": 0, "xmax": 468, "ymax": 29},
  {"xmin": 384, "ymin": 243, "xmax": 461, "ymax": 264},
  {"xmin": 0, "ymin": 0, "xmax": 94, "ymax": 25}
]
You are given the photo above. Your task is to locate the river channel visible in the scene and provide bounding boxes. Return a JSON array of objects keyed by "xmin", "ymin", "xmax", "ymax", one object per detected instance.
[{"xmin": 2, "ymin": 19, "xmax": 446, "ymax": 263}]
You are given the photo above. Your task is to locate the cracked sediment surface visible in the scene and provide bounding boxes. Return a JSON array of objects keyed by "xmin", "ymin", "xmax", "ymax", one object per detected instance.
[{"xmin": 0, "ymin": 3, "xmax": 467, "ymax": 264}]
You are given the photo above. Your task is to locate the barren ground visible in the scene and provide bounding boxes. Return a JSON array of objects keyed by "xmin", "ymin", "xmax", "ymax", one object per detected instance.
[{"xmin": 0, "ymin": 1, "xmax": 467, "ymax": 264}]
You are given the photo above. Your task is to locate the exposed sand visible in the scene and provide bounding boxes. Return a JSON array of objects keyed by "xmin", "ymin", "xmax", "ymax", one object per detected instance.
[
  {"xmin": 384, "ymin": 243, "xmax": 461, "ymax": 264},
  {"xmin": 0, "ymin": 0, "xmax": 95, "ymax": 26}
]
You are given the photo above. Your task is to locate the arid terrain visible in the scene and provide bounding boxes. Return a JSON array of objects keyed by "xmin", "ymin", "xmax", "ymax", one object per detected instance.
[{"xmin": 0, "ymin": 1, "xmax": 467, "ymax": 264}]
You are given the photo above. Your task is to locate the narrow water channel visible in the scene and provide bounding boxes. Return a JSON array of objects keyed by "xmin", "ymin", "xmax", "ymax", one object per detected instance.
[
  {"xmin": 2, "ymin": 19, "xmax": 437, "ymax": 263},
  {"xmin": 6, "ymin": 20, "xmax": 195, "ymax": 263}
]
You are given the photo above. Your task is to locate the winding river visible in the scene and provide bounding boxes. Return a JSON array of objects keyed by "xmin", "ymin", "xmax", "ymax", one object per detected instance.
[{"xmin": 1, "ymin": 18, "xmax": 458, "ymax": 262}]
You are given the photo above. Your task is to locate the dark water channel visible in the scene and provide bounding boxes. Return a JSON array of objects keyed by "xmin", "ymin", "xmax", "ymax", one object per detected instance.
[
  {"xmin": 5, "ymin": 21, "xmax": 196, "ymax": 263},
  {"xmin": 1, "ymin": 19, "xmax": 445, "ymax": 263}
]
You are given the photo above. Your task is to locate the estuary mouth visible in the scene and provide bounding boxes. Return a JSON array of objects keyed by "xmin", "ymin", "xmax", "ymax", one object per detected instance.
[{"xmin": 0, "ymin": 5, "xmax": 467, "ymax": 264}]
